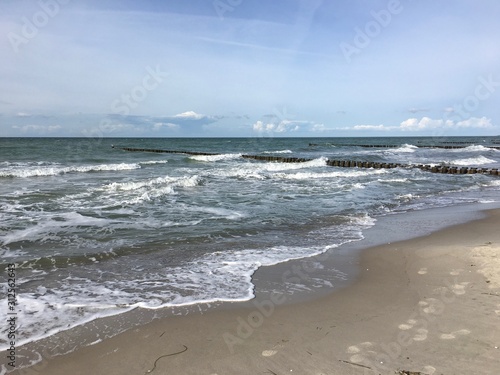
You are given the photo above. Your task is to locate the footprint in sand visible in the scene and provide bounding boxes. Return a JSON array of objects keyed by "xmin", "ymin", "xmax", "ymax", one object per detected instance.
[
  {"xmin": 345, "ymin": 341, "xmax": 434, "ymax": 374},
  {"xmin": 262, "ymin": 340, "xmax": 288, "ymax": 357},
  {"xmin": 418, "ymin": 267, "xmax": 428, "ymax": 275},
  {"xmin": 413, "ymin": 328, "xmax": 428, "ymax": 341},
  {"xmin": 451, "ymin": 281, "xmax": 470, "ymax": 295},
  {"xmin": 346, "ymin": 342, "xmax": 375, "ymax": 364},
  {"xmin": 440, "ymin": 329, "xmax": 471, "ymax": 340},
  {"xmin": 398, "ymin": 318, "xmax": 428, "ymax": 341},
  {"xmin": 419, "ymin": 298, "xmax": 445, "ymax": 315},
  {"xmin": 398, "ymin": 319, "xmax": 417, "ymax": 330}
]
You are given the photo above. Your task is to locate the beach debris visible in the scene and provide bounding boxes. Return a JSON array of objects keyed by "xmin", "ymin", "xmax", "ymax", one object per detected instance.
[
  {"xmin": 338, "ymin": 359, "xmax": 372, "ymax": 369},
  {"xmin": 396, "ymin": 371, "xmax": 427, "ymax": 375},
  {"xmin": 145, "ymin": 344, "xmax": 188, "ymax": 374}
]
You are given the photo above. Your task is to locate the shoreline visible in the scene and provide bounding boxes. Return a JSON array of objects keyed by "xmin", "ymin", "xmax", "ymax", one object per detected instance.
[{"xmin": 8, "ymin": 204, "xmax": 500, "ymax": 374}]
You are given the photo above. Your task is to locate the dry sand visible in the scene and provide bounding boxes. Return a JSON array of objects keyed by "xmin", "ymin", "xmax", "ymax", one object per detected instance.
[{"xmin": 12, "ymin": 209, "xmax": 500, "ymax": 375}]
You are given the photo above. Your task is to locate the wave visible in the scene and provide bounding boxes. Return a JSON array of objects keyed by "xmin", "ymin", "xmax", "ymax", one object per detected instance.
[
  {"xmin": 449, "ymin": 156, "xmax": 496, "ymax": 166},
  {"xmin": 104, "ymin": 175, "xmax": 201, "ymax": 192},
  {"xmin": 102, "ymin": 175, "xmax": 202, "ymax": 204},
  {"xmin": 450, "ymin": 145, "xmax": 499, "ymax": 152},
  {"xmin": 390, "ymin": 144, "xmax": 418, "ymax": 153},
  {"xmin": 262, "ymin": 157, "xmax": 327, "ymax": 171},
  {"xmin": 0, "ymin": 212, "xmax": 110, "ymax": 246},
  {"xmin": 262, "ymin": 149, "xmax": 293, "ymax": 154},
  {"xmin": 139, "ymin": 160, "xmax": 168, "ymax": 165},
  {"xmin": 272, "ymin": 168, "xmax": 386, "ymax": 180},
  {"xmin": 208, "ymin": 157, "xmax": 329, "ymax": 180},
  {"xmin": 0, "ymin": 163, "xmax": 141, "ymax": 178},
  {"xmin": 189, "ymin": 153, "xmax": 242, "ymax": 162}
]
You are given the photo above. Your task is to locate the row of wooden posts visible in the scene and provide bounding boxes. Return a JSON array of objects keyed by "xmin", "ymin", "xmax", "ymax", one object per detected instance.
[{"xmin": 118, "ymin": 147, "xmax": 499, "ymax": 176}]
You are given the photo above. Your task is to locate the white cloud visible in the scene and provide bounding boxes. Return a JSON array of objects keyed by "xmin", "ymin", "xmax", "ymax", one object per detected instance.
[
  {"xmin": 252, "ymin": 119, "xmax": 301, "ymax": 133},
  {"xmin": 253, "ymin": 120, "xmax": 264, "ymax": 132},
  {"xmin": 400, "ymin": 117, "xmax": 447, "ymax": 131},
  {"xmin": 455, "ymin": 117, "xmax": 492, "ymax": 128},
  {"xmin": 399, "ymin": 116, "xmax": 491, "ymax": 131},
  {"xmin": 311, "ymin": 124, "xmax": 327, "ymax": 132},
  {"xmin": 342, "ymin": 116, "xmax": 496, "ymax": 133},
  {"xmin": 174, "ymin": 111, "xmax": 206, "ymax": 120}
]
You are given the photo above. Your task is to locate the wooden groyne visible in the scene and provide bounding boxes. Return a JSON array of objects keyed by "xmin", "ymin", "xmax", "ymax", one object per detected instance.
[
  {"xmin": 120, "ymin": 147, "xmax": 219, "ymax": 156},
  {"xmin": 118, "ymin": 147, "xmax": 499, "ymax": 176}
]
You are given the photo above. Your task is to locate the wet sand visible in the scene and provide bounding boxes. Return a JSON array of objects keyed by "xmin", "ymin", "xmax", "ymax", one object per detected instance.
[{"xmin": 11, "ymin": 209, "xmax": 500, "ymax": 375}]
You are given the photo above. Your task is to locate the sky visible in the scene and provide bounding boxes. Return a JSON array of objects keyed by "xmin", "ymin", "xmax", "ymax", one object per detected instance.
[{"xmin": 1, "ymin": 0, "xmax": 499, "ymax": 137}]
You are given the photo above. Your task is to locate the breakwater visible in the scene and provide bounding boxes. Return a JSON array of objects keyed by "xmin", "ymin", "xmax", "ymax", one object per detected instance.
[{"xmin": 118, "ymin": 147, "xmax": 499, "ymax": 176}]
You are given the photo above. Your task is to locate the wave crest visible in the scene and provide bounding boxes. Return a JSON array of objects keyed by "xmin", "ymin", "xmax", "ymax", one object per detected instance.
[{"xmin": 0, "ymin": 163, "xmax": 141, "ymax": 178}]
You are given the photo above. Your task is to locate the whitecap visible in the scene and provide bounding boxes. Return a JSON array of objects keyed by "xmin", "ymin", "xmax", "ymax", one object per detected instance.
[
  {"xmin": 0, "ymin": 163, "xmax": 141, "ymax": 178},
  {"xmin": 262, "ymin": 150, "xmax": 293, "ymax": 154},
  {"xmin": 189, "ymin": 153, "xmax": 242, "ymax": 162},
  {"xmin": 449, "ymin": 156, "xmax": 496, "ymax": 166}
]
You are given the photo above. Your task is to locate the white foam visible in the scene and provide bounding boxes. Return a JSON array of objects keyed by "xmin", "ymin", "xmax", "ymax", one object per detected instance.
[
  {"xmin": 350, "ymin": 214, "xmax": 377, "ymax": 227},
  {"xmin": 450, "ymin": 145, "xmax": 498, "ymax": 152},
  {"xmin": 0, "ymin": 292, "xmax": 136, "ymax": 352},
  {"xmin": 397, "ymin": 193, "xmax": 418, "ymax": 202},
  {"xmin": 0, "ymin": 247, "xmax": 28, "ymax": 259},
  {"xmin": 189, "ymin": 153, "xmax": 242, "ymax": 162},
  {"xmin": 104, "ymin": 175, "xmax": 201, "ymax": 192},
  {"xmin": 140, "ymin": 160, "xmax": 168, "ymax": 165},
  {"xmin": 195, "ymin": 206, "xmax": 244, "ymax": 220},
  {"xmin": 390, "ymin": 144, "xmax": 418, "ymax": 153},
  {"xmin": 350, "ymin": 183, "xmax": 366, "ymax": 190},
  {"xmin": 0, "ymin": 162, "xmax": 141, "ymax": 178},
  {"xmin": 0, "ymin": 212, "xmax": 110, "ymax": 246},
  {"xmin": 449, "ymin": 156, "xmax": 496, "ymax": 166},
  {"xmin": 209, "ymin": 157, "xmax": 329, "ymax": 180},
  {"xmin": 378, "ymin": 178, "xmax": 409, "ymax": 183},
  {"xmin": 262, "ymin": 149, "xmax": 293, "ymax": 154},
  {"xmin": 272, "ymin": 168, "xmax": 386, "ymax": 180},
  {"xmin": 262, "ymin": 157, "xmax": 327, "ymax": 171},
  {"xmin": 100, "ymin": 175, "xmax": 202, "ymax": 205}
]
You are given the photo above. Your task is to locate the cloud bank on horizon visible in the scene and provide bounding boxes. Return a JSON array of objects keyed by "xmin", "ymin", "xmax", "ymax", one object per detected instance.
[{"xmin": 1, "ymin": 0, "xmax": 499, "ymax": 137}]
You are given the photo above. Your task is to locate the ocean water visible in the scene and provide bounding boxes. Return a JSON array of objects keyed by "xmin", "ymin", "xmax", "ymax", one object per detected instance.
[{"xmin": 1, "ymin": 136, "xmax": 500, "ymax": 360}]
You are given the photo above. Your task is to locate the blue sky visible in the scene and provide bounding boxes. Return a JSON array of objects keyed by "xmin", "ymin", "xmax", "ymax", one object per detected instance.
[{"xmin": 1, "ymin": 0, "xmax": 499, "ymax": 137}]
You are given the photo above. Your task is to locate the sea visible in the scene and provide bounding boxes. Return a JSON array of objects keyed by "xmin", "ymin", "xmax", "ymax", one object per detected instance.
[{"xmin": 1, "ymin": 136, "xmax": 500, "ymax": 370}]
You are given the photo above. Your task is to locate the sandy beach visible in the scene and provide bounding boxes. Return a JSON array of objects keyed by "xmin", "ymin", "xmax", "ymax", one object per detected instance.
[{"xmin": 12, "ymin": 208, "xmax": 500, "ymax": 375}]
